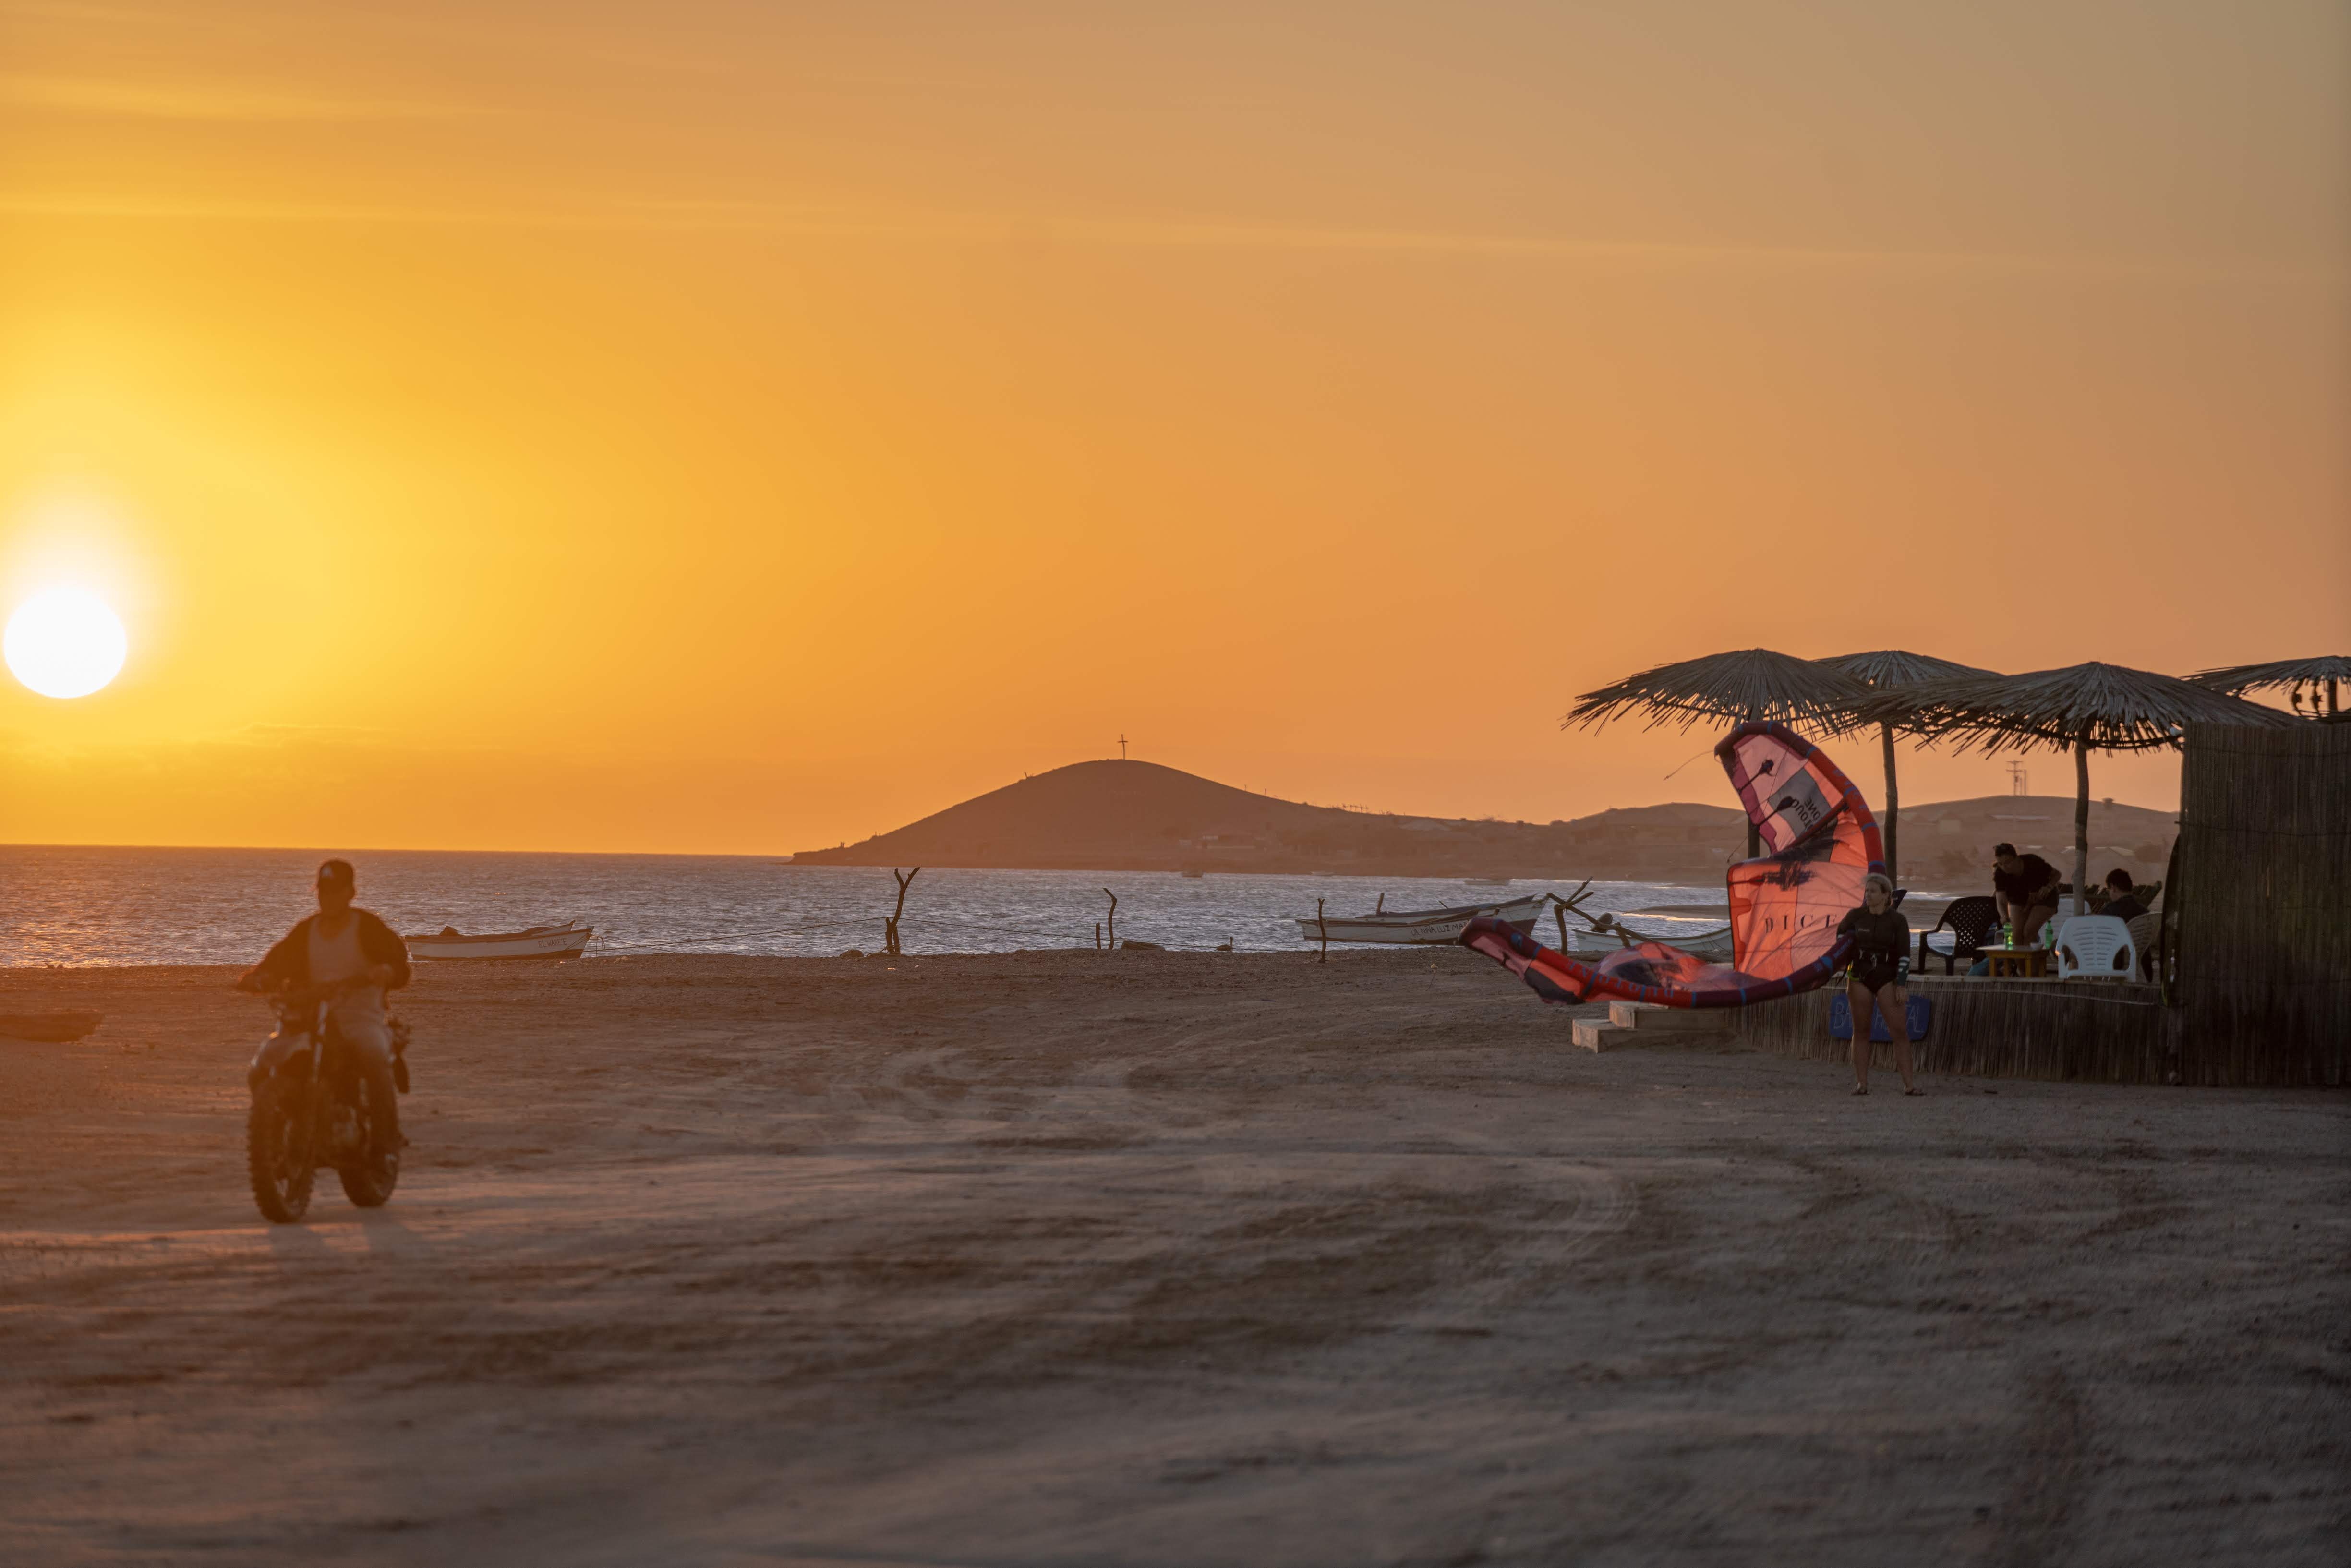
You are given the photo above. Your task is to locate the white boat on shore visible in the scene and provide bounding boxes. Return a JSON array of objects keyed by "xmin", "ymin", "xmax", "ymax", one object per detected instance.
[
  {"xmin": 406, "ymin": 921, "xmax": 594, "ymax": 961},
  {"xmin": 1295, "ymin": 893, "xmax": 1549, "ymax": 946}
]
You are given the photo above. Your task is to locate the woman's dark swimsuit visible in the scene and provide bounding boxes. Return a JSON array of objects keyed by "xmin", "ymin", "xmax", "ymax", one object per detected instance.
[
  {"xmin": 1853, "ymin": 960, "xmax": 1903, "ymax": 993},
  {"xmin": 1837, "ymin": 905, "xmax": 1911, "ymax": 995}
]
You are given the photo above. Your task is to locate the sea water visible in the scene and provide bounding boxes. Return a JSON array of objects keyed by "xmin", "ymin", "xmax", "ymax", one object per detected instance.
[{"xmin": 0, "ymin": 845, "xmax": 1742, "ymax": 968}]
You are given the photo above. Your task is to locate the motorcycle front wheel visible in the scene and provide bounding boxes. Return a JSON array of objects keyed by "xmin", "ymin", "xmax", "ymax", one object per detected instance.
[
  {"xmin": 336, "ymin": 1061, "xmax": 401, "ymax": 1208},
  {"xmin": 247, "ymin": 1083, "xmax": 316, "ymax": 1223}
]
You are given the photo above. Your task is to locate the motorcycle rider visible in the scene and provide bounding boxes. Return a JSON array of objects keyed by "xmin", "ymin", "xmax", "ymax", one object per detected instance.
[{"xmin": 236, "ymin": 859, "xmax": 411, "ymax": 1156}]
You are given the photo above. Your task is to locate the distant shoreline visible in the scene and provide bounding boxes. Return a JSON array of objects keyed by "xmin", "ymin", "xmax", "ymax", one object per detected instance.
[
  {"xmin": 773, "ymin": 859, "xmax": 1729, "ymax": 887},
  {"xmin": 788, "ymin": 759, "xmax": 2177, "ymax": 889}
]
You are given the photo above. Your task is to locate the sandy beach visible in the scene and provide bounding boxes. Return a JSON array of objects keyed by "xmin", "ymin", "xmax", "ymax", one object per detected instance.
[{"xmin": 2, "ymin": 951, "xmax": 2345, "ymax": 1566}]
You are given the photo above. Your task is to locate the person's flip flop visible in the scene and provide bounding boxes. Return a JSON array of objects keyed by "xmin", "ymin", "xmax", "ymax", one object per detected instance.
[
  {"xmin": 1851, "ymin": 1085, "xmax": 1868, "ymax": 1095},
  {"xmin": 1904, "ymin": 1087, "xmax": 1923, "ymax": 1096}
]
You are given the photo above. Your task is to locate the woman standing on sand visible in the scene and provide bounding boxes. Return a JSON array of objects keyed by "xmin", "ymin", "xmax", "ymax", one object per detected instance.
[{"xmin": 1836, "ymin": 873, "xmax": 1918, "ymax": 1097}]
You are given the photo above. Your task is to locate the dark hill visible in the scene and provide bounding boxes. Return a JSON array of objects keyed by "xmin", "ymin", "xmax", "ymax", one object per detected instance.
[
  {"xmin": 801, "ymin": 761, "xmax": 1341, "ymax": 864},
  {"xmin": 790, "ymin": 763, "xmax": 2180, "ymax": 888},
  {"xmin": 792, "ymin": 760, "xmax": 1748, "ymax": 880}
]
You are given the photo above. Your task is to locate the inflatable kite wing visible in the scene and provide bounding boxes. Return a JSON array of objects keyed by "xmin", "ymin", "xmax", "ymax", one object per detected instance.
[{"xmin": 1461, "ymin": 721, "xmax": 1885, "ymax": 1009}]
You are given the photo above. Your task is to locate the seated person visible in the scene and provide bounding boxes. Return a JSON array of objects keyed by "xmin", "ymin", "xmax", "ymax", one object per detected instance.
[
  {"xmin": 2097, "ymin": 868, "xmax": 2163, "ymax": 979},
  {"xmin": 2099, "ymin": 868, "xmax": 2149, "ymax": 924},
  {"xmin": 1991, "ymin": 842, "xmax": 2062, "ymax": 947}
]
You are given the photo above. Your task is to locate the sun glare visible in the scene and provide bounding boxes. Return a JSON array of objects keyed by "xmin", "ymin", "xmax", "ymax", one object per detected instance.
[{"xmin": 5, "ymin": 588, "xmax": 129, "ymax": 699}]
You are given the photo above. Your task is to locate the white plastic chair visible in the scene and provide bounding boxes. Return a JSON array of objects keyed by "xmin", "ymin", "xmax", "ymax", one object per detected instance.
[
  {"xmin": 2124, "ymin": 911, "xmax": 2161, "ymax": 981},
  {"xmin": 2056, "ymin": 914, "xmax": 2135, "ymax": 980}
]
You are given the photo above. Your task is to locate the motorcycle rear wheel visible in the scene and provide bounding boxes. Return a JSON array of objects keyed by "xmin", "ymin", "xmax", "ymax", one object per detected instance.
[
  {"xmin": 336, "ymin": 1063, "xmax": 401, "ymax": 1208},
  {"xmin": 247, "ymin": 1085, "xmax": 315, "ymax": 1223}
]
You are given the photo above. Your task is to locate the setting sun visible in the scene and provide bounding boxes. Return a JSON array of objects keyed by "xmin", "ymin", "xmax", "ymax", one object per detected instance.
[
  {"xmin": 0, "ymin": 8, "xmax": 2344, "ymax": 1565},
  {"xmin": 4, "ymin": 587, "xmax": 127, "ymax": 700}
]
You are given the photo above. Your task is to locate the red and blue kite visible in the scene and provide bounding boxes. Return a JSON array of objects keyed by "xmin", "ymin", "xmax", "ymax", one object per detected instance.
[{"xmin": 1461, "ymin": 721, "xmax": 1885, "ymax": 1008}]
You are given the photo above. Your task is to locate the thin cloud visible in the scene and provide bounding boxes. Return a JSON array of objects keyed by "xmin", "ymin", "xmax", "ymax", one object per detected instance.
[
  {"xmin": 1, "ymin": 187, "xmax": 2336, "ymax": 287},
  {"xmin": 0, "ymin": 193, "xmax": 594, "ymax": 226},
  {"xmin": 0, "ymin": 74, "xmax": 483, "ymax": 121},
  {"xmin": 639, "ymin": 203, "xmax": 2346, "ymax": 286}
]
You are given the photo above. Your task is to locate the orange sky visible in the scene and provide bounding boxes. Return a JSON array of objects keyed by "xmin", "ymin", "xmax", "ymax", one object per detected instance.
[{"xmin": 2, "ymin": 1, "xmax": 2346, "ymax": 853}]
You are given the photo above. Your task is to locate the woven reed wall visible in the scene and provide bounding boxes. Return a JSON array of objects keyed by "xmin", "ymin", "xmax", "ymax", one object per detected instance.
[
  {"xmin": 2174, "ymin": 721, "xmax": 2351, "ymax": 1086},
  {"xmin": 1728, "ymin": 975, "xmax": 2175, "ymax": 1083}
]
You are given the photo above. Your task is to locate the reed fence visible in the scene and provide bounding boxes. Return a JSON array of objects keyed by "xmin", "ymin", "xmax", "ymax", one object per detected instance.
[
  {"xmin": 2172, "ymin": 721, "xmax": 2351, "ymax": 1086},
  {"xmin": 1728, "ymin": 975, "xmax": 2174, "ymax": 1083}
]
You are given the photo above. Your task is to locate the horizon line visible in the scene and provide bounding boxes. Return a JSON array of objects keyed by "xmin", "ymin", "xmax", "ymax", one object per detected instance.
[{"xmin": 0, "ymin": 786, "xmax": 2173, "ymax": 862}]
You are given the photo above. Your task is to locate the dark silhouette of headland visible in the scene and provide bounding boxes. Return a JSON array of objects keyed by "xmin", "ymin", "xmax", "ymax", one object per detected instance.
[
  {"xmin": 793, "ymin": 760, "xmax": 1744, "ymax": 880},
  {"xmin": 790, "ymin": 760, "xmax": 2180, "ymax": 884}
]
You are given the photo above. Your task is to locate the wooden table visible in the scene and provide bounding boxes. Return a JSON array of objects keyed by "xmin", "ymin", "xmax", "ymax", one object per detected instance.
[{"xmin": 1981, "ymin": 946, "xmax": 2050, "ymax": 979}]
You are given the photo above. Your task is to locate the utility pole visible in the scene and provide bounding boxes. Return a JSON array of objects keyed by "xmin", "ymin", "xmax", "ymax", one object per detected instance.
[{"xmin": 1119, "ymin": 733, "xmax": 1128, "ymax": 761}]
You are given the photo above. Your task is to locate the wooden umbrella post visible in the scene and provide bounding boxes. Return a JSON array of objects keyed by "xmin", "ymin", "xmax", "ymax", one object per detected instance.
[
  {"xmin": 1744, "ymin": 703, "xmax": 1762, "ymax": 860},
  {"xmin": 2072, "ymin": 730, "xmax": 2091, "ymax": 920},
  {"xmin": 1102, "ymin": 888, "xmax": 1118, "ymax": 950},
  {"xmin": 1315, "ymin": 897, "xmax": 1328, "ymax": 963},
  {"xmin": 1880, "ymin": 721, "xmax": 1900, "ymax": 883}
]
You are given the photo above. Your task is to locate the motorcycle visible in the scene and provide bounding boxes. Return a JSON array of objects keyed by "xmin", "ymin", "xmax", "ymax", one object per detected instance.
[{"xmin": 244, "ymin": 987, "xmax": 411, "ymax": 1223}]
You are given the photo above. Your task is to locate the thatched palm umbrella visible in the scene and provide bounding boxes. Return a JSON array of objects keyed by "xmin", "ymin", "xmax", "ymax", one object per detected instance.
[
  {"xmin": 1567, "ymin": 649, "xmax": 1874, "ymax": 858},
  {"xmin": 2190, "ymin": 655, "xmax": 2351, "ymax": 720},
  {"xmin": 1859, "ymin": 662, "xmax": 2299, "ymax": 917},
  {"xmin": 1817, "ymin": 651, "xmax": 1998, "ymax": 886}
]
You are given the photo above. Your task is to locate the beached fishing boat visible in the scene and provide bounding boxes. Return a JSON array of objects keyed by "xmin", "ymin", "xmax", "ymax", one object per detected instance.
[
  {"xmin": 406, "ymin": 921, "xmax": 593, "ymax": 961},
  {"xmin": 1564, "ymin": 921, "xmax": 1738, "ymax": 962},
  {"xmin": 1294, "ymin": 893, "xmax": 1548, "ymax": 945}
]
